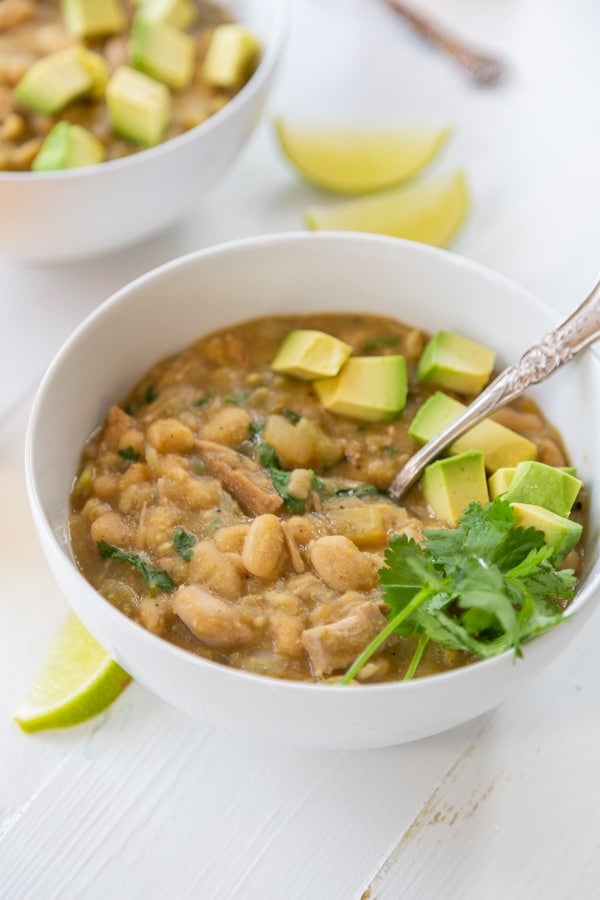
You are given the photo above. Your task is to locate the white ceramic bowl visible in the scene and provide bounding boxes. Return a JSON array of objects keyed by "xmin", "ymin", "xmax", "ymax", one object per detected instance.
[
  {"xmin": 0, "ymin": 0, "xmax": 286, "ymax": 262},
  {"xmin": 26, "ymin": 233, "xmax": 600, "ymax": 749}
]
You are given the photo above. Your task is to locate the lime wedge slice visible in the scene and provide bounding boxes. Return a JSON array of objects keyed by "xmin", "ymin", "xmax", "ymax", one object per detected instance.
[
  {"xmin": 275, "ymin": 119, "xmax": 450, "ymax": 194},
  {"xmin": 14, "ymin": 613, "xmax": 130, "ymax": 733},
  {"xmin": 304, "ymin": 170, "xmax": 468, "ymax": 247}
]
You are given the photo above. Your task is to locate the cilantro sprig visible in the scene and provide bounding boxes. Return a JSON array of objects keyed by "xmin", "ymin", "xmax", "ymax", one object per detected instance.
[
  {"xmin": 341, "ymin": 499, "xmax": 578, "ymax": 684},
  {"xmin": 172, "ymin": 528, "xmax": 196, "ymax": 562},
  {"xmin": 97, "ymin": 541, "xmax": 175, "ymax": 597},
  {"xmin": 256, "ymin": 442, "xmax": 321, "ymax": 514}
]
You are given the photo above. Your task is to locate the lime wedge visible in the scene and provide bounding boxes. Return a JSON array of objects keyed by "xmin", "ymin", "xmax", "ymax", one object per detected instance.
[
  {"xmin": 275, "ymin": 119, "xmax": 450, "ymax": 195},
  {"xmin": 304, "ymin": 170, "xmax": 468, "ymax": 247},
  {"xmin": 14, "ymin": 613, "xmax": 130, "ymax": 733}
]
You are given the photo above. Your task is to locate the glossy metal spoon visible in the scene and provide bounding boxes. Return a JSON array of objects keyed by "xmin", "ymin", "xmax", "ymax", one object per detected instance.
[
  {"xmin": 383, "ymin": 0, "xmax": 506, "ymax": 86},
  {"xmin": 389, "ymin": 277, "xmax": 600, "ymax": 501}
]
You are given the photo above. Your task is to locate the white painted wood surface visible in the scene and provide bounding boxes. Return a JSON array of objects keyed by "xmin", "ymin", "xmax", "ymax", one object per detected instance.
[{"xmin": 2, "ymin": 1, "xmax": 600, "ymax": 897}]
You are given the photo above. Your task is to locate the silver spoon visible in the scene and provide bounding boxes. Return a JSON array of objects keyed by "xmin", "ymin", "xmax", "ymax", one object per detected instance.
[
  {"xmin": 383, "ymin": 0, "xmax": 506, "ymax": 87},
  {"xmin": 389, "ymin": 277, "xmax": 600, "ymax": 501}
]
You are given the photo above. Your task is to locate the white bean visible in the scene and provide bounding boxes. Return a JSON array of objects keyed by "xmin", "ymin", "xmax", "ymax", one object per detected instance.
[
  {"xmin": 242, "ymin": 514, "xmax": 284, "ymax": 579},
  {"xmin": 309, "ymin": 535, "xmax": 376, "ymax": 592}
]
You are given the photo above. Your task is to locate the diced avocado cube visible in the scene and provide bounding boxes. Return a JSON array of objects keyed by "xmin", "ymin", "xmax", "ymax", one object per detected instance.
[
  {"xmin": 511, "ymin": 503, "xmax": 582, "ymax": 562},
  {"xmin": 271, "ymin": 329, "xmax": 353, "ymax": 380},
  {"xmin": 325, "ymin": 506, "xmax": 386, "ymax": 548},
  {"xmin": 409, "ymin": 391, "xmax": 465, "ymax": 444},
  {"xmin": 489, "ymin": 465, "xmax": 579, "ymax": 501},
  {"xmin": 106, "ymin": 66, "xmax": 170, "ymax": 146},
  {"xmin": 421, "ymin": 451, "xmax": 489, "ymax": 527},
  {"xmin": 32, "ymin": 122, "xmax": 105, "ymax": 171},
  {"xmin": 14, "ymin": 46, "xmax": 97, "ymax": 115},
  {"xmin": 136, "ymin": 0, "xmax": 197, "ymax": 29},
  {"xmin": 61, "ymin": 0, "xmax": 127, "ymax": 38},
  {"xmin": 502, "ymin": 461, "xmax": 582, "ymax": 517},
  {"xmin": 130, "ymin": 19, "xmax": 196, "ymax": 90},
  {"xmin": 418, "ymin": 331, "xmax": 495, "ymax": 395},
  {"xmin": 314, "ymin": 356, "xmax": 407, "ymax": 423},
  {"xmin": 409, "ymin": 391, "xmax": 537, "ymax": 473},
  {"xmin": 452, "ymin": 422, "xmax": 536, "ymax": 473},
  {"xmin": 488, "ymin": 467, "xmax": 515, "ymax": 498},
  {"xmin": 77, "ymin": 47, "xmax": 110, "ymax": 99},
  {"xmin": 202, "ymin": 23, "xmax": 260, "ymax": 88}
]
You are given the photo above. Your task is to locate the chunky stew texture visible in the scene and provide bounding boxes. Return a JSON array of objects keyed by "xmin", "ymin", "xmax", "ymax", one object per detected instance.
[{"xmin": 69, "ymin": 314, "xmax": 583, "ymax": 683}]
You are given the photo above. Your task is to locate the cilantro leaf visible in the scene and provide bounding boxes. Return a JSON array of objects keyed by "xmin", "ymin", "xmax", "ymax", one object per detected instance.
[
  {"xmin": 144, "ymin": 385, "xmax": 158, "ymax": 404},
  {"xmin": 334, "ymin": 484, "xmax": 379, "ymax": 498},
  {"xmin": 173, "ymin": 528, "xmax": 196, "ymax": 562},
  {"xmin": 256, "ymin": 441, "xmax": 315, "ymax": 514},
  {"xmin": 378, "ymin": 535, "xmax": 438, "ymax": 635},
  {"xmin": 257, "ymin": 442, "xmax": 280, "ymax": 469},
  {"xmin": 97, "ymin": 541, "xmax": 175, "ymax": 596},
  {"xmin": 269, "ymin": 468, "xmax": 307, "ymax": 515},
  {"xmin": 341, "ymin": 497, "xmax": 580, "ymax": 684},
  {"xmin": 118, "ymin": 445, "xmax": 140, "ymax": 462},
  {"xmin": 248, "ymin": 422, "xmax": 264, "ymax": 440}
]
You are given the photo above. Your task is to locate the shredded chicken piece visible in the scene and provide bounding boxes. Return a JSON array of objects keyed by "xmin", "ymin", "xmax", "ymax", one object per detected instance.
[
  {"xmin": 196, "ymin": 439, "xmax": 283, "ymax": 516},
  {"xmin": 301, "ymin": 602, "xmax": 388, "ymax": 676},
  {"xmin": 281, "ymin": 521, "xmax": 305, "ymax": 574}
]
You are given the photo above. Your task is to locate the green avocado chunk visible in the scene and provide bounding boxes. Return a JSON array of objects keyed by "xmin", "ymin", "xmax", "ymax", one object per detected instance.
[
  {"xmin": 61, "ymin": 0, "xmax": 127, "ymax": 37},
  {"xmin": 271, "ymin": 329, "xmax": 353, "ymax": 380},
  {"xmin": 32, "ymin": 122, "xmax": 105, "ymax": 171},
  {"xmin": 14, "ymin": 46, "xmax": 101, "ymax": 115},
  {"xmin": 502, "ymin": 461, "xmax": 582, "ymax": 517},
  {"xmin": 421, "ymin": 450, "xmax": 489, "ymax": 526},
  {"xmin": 511, "ymin": 503, "xmax": 582, "ymax": 562},
  {"xmin": 418, "ymin": 331, "xmax": 495, "ymax": 395},
  {"xmin": 202, "ymin": 23, "xmax": 260, "ymax": 88},
  {"xmin": 489, "ymin": 465, "xmax": 578, "ymax": 499},
  {"xmin": 130, "ymin": 18, "xmax": 196, "ymax": 90},
  {"xmin": 136, "ymin": 0, "xmax": 197, "ymax": 29},
  {"xmin": 409, "ymin": 391, "xmax": 537, "ymax": 473},
  {"xmin": 314, "ymin": 355, "xmax": 407, "ymax": 422},
  {"xmin": 488, "ymin": 466, "xmax": 516, "ymax": 499},
  {"xmin": 106, "ymin": 66, "xmax": 171, "ymax": 146}
]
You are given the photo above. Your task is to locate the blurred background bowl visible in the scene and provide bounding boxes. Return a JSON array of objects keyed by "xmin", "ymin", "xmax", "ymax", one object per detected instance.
[
  {"xmin": 25, "ymin": 233, "xmax": 600, "ymax": 749},
  {"xmin": 0, "ymin": 0, "xmax": 287, "ymax": 263}
]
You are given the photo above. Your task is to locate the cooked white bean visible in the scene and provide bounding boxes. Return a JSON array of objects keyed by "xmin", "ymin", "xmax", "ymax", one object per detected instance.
[
  {"xmin": 537, "ymin": 437, "xmax": 566, "ymax": 467},
  {"xmin": 189, "ymin": 539, "xmax": 246, "ymax": 600},
  {"xmin": 308, "ymin": 535, "xmax": 376, "ymax": 592},
  {"xmin": 199, "ymin": 406, "xmax": 252, "ymax": 446},
  {"xmin": 147, "ymin": 418, "xmax": 195, "ymax": 454},
  {"xmin": 242, "ymin": 514, "xmax": 284, "ymax": 579},
  {"xmin": 174, "ymin": 584, "xmax": 252, "ymax": 648},
  {"xmin": 90, "ymin": 512, "xmax": 129, "ymax": 546}
]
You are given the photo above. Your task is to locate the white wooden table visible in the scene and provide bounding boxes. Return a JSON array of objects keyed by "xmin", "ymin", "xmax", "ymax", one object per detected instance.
[{"xmin": 2, "ymin": 1, "xmax": 600, "ymax": 897}]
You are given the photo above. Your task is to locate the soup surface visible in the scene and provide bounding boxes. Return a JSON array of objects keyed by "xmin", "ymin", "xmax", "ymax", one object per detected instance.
[
  {"xmin": 69, "ymin": 314, "xmax": 582, "ymax": 683},
  {"xmin": 0, "ymin": 0, "xmax": 253, "ymax": 170}
]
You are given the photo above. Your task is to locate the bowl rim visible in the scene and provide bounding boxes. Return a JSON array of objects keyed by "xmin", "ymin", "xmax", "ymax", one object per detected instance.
[
  {"xmin": 0, "ymin": 0, "xmax": 289, "ymax": 183},
  {"xmin": 25, "ymin": 231, "xmax": 600, "ymax": 696}
]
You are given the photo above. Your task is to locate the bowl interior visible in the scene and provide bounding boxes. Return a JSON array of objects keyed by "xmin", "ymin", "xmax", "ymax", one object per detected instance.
[{"xmin": 25, "ymin": 233, "xmax": 600, "ymax": 746}]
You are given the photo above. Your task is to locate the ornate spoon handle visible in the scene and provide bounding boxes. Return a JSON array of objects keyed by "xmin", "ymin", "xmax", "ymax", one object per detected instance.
[
  {"xmin": 383, "ymin": 0, "xmax": 505, "ymax": 86},
  {"xmin": 389, "ymin": 277, "xmax": 600, "ymax": 501}
]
